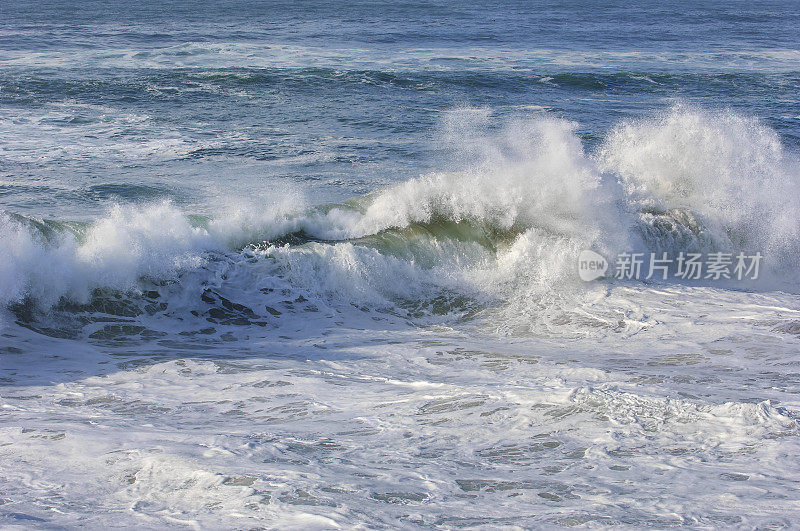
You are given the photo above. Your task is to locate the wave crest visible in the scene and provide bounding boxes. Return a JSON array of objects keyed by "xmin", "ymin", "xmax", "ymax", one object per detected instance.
[{"xmin": 3, "ymin": 106, "xmax": 799, "ymax": 320}]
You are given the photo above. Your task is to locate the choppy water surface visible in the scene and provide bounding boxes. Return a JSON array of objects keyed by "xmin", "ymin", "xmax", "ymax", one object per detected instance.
[{"xmin": 2, "ymin": 0, "xmax": 800, "ymax": 527}]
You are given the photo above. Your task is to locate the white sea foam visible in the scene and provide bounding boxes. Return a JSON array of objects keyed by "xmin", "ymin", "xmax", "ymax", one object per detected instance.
[
  {"xmin": 3, "ymin": 331, "xmax": 799, "ymax": 527},
  {"xmin": 0, "ymin": 203, "xmax": 216, "ymax": 308},
  {"xmin": 2, "ymin": 106, "xmax": 799, "ymax": 317},
  {"xmin": 598, "ymin": 105, "xmax": 800, "ymax": 263}
]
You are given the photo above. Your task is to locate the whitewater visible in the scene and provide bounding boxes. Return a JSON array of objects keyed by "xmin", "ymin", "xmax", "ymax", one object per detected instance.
[
  {"xmin": 2, "ymin": 105, "xmax": 800, "ymax": 527},
  {"xmin": 3, "ymin": 0, "xmax": 800, "ymax": 528}
]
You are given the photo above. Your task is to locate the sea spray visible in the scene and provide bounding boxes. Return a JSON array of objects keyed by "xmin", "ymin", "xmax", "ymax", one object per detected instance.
[{"xmin": 2, "ymin": 106, "xmax": 799, "ymax": 318}]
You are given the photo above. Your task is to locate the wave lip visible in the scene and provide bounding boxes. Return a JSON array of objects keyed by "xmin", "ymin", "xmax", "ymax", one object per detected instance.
[
  {"xmin": 0, "ymin": 203, "xmax": 217, "ymax": 308},
  {"xmin": 2, "ymin": 106, "xmax": 799, "ymax": 323}
]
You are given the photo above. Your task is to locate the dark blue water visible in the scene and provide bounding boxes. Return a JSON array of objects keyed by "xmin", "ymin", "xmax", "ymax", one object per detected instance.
[{"xmin": 1, "ymin": 0, "xmax": 799, "ymax": 219}]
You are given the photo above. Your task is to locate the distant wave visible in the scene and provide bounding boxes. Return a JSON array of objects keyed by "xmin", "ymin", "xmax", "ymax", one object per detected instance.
[{"xmin": 3, "ymin": 44, "xmax": 800, "ymax": 73}]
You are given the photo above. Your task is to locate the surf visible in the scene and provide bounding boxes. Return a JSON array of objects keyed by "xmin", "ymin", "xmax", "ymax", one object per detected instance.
[{"xmin": 2, "ymin": 105, "xmax": 799, "ymax": 339}]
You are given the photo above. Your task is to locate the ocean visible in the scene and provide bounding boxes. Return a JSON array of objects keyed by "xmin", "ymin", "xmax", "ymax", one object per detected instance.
[{"xmin": 2, "ymin": 0, "xmax": 800, "ymax": 527}]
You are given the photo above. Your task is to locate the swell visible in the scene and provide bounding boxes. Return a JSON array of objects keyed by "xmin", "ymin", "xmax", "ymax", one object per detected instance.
[
  {"xmin": 2, "ymin": 105, "xmax": 799, "ymax": 332},
  {"xmin": 4, "ymin": 69, "xmax": 797, "ymax": 105}
]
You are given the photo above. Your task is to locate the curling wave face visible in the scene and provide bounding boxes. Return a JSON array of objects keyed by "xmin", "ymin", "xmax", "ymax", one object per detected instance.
[{"xmin": 2, "ymin": 106, "xmax": 799, "ymax": 337}]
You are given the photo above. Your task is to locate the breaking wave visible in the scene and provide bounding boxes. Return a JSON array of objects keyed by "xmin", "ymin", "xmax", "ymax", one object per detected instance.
[{"xmin": 2, "ymin": 105, "xmax": 799, "ymax": 333}]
